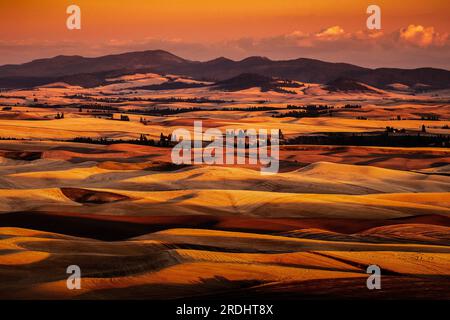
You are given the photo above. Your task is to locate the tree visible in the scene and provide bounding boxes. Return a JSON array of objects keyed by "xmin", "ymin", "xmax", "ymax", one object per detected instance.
[{"xmin": 139, "ymin": 134, "xmax": 147, "ymax": 142}]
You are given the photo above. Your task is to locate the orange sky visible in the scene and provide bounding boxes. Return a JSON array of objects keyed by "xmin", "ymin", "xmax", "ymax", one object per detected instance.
[{"xmin": 0, "ymin": 0, "xmax": 449, "ymax": 68}]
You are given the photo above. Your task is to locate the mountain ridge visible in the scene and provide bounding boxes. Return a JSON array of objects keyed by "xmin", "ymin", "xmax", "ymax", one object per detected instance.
[{"xmin": 0, "ymin": 49, "xmax": 449, "ymax": 90}]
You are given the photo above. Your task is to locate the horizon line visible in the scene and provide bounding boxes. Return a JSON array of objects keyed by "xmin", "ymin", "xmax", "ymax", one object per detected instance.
[{"xmin": 1, "ymin": 49, "xmax": 448, "ymax": 72}]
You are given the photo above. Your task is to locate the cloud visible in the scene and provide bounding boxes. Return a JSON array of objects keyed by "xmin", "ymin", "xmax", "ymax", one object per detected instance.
[
  {"xmin": 315, "ymin": 26, "xmax": 346, "ymax": 39},
  {"xmin": 399, "ymin": 24, "xmax": 448, "ymax": 47},
  {"xmin": 218, "ymin": 25, "xmax": 449, "ymax": 69},
  {"xmin": 0, "ymin": 25, "xmax": 449, "ymax": 69}
]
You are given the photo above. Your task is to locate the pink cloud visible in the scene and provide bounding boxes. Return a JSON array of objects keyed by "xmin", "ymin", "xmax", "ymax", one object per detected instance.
[
  {"xmin": 315, "ymin": 26, "xmax": 346, "ymax": 39},
  {"xmin": 399, "ymin": 24, "xmax": 448, "ymax": 47}
]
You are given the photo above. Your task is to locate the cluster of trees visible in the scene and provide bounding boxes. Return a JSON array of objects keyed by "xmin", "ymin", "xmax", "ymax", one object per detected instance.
[
  {"xmin": 158, "ymin": 133, "xmax": 172, "ymax": 147},
  {"xmin": 385, "ymin": 126, "xmax": 406, "ymax": 133},
  {"xmin": 129, "ymin": 107, "xmax": 203, "ymax": 116},
  {"xmin": 221, "ymin": 106, "xmax": 279, "ymax": 112},
  {"xmin": 277, "ymin": 80, "xmax": 304, "ymax": 88},
  {"xmin": 81, "ymin": 96, "xmax": 233, "ymax": 104},
  {"xmin": 0, "ymin": 137, "xmax": 25, "ymax": 140},
  {"xmin": 269, "ymin": 104, "xmax": 335, "ymax": 118},
  {"xmin": 386, "ymin": 125, "xmax": 432, "ymax": 133},
  {"xmin": 71, "ymin": 132, "xmax": 175, "ymax": 147},
  {"xmin": 287, "ymin": 104, "xmax": 334, "ymax": 110},
  {"xmin": 140, "ymin": 117, "xmax": 149, "ymax": 125},
  {"xmin": 218, "ymin": 104, "xmax": 338, "ymax": 114},
  {"xmin": 65, "ymin": 94, "xmax": 89, "ymax": 99},
  {"xmin": 421, "ymin": 114, "xmax": 440, "ymax": 121},
  {"xmin": 0, "ymin": 95, "xmax": 26, "ymax": 99},
  {"xmin": 271, "ymin": 87, "xmax": 297, "ymax": 94},
  {"xmin": 286, "ymin": 131, "xmax": 450, "ymax": 148},
  {"xmin": 76, "ymin": 104, "xmax": 119, "ymax": 112}
]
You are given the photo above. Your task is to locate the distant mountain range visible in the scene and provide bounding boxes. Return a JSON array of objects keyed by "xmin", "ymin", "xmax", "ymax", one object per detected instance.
[{"xmin": 0, "ymin": 49, "xmax": 449, "ymax": 90}]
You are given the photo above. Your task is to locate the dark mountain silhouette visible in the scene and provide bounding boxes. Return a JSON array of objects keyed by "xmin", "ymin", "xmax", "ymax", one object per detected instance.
[
  {"xmin": 178, "ymin": 56, "xmax": 369, "ymax": 84},
  {"xmin": 0, "ymin": 50, "xmax": 449, "ymax": 90},
  {"xmin": 0, "ymin": 50, "xmax": 186, "ymax": 78}
]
